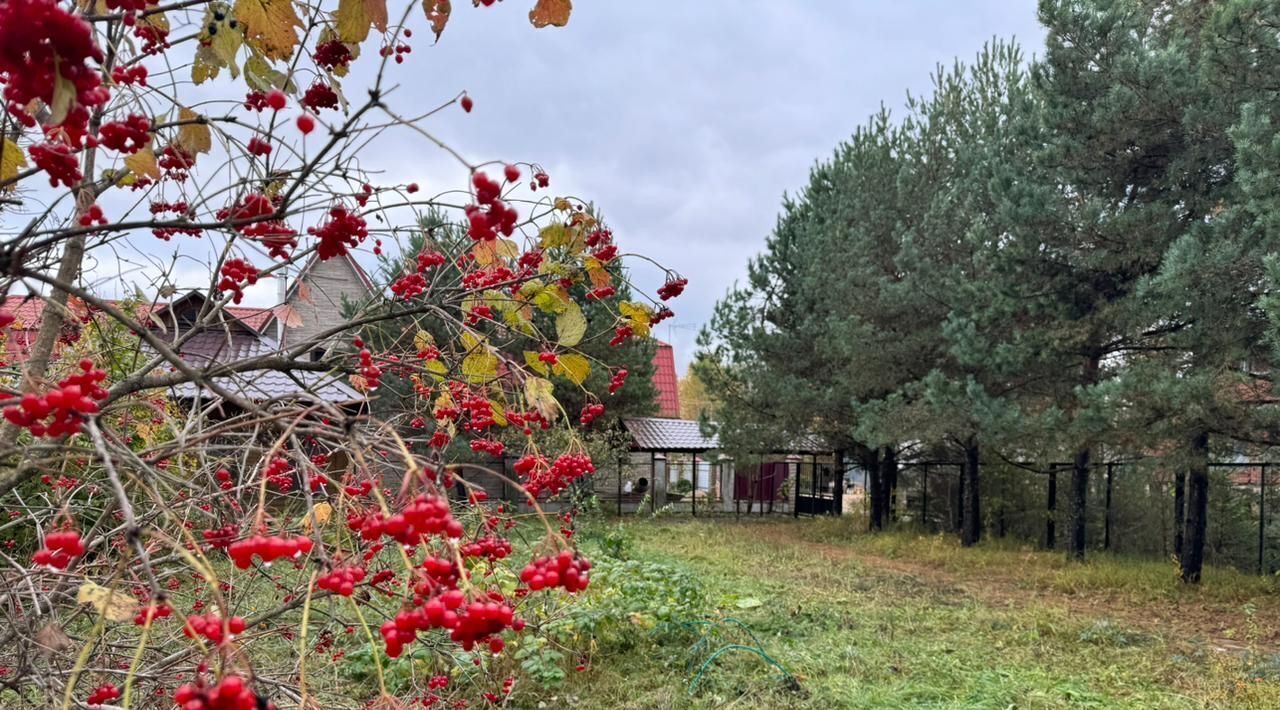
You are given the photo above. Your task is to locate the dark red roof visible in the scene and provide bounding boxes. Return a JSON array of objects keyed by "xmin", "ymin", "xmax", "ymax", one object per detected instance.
[
  {"xmin": 652, "ymin": 341, "xmax": 680, "ymax": 418},
  {"xmin": 2, "ymin": 295, "xmax": 272, "ymax": 364}
]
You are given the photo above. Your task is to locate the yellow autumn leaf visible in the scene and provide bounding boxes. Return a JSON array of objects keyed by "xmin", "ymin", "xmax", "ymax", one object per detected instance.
[
  {"xmin": 523, "ymin": 350, "xmax": 550, "ymax": 376},
  {"xmin": 1, "ymin": 139, "xmax": 26, "ymax": 191},
  {"xmin": 301, "ymin": 501, "xmax": 332, "ymax": 532},
  {"xmin": 461, "ymin": 350, "xmax": 498, "ymax": 384},
  {"xmin": 124, "ymin": 146, "xmax": 161, "ymax": 181},
  {"xmin": 555, "ymin": 302, "xmax": 586, "ymax": 347},
  {"xmin": 618, "ymin": 301, "xmax": 653, "ymax": 337},
  {"xmin": 77, "ymin": 581, "xmax": 139, "ymax": 623},
  {"xmin": 524, "ymin": 377, "xmax": 557, "ymax": 419},
  {"xmin": 177, "ymin": 108, "xmax": 213, "ymax": 155},
  {"xmin": 539, "ymin": 223, "xmax": 569, "ymax": 249},
  {"xmin": 336, "ymin": 0, "xmax": 371, "ymax": 43},
  {"xmin": 488, "ymin": 399, "xmax": 508, "ymax": 427},
  {"xmin": 553, "ymin": 352, "xmax": 590, "ymax": 385},
  {"xmin": 413, "ymin": 329, "xmax": 434, "ymax": 353},
  {"xmin": 192, "ymin": 46, "xmax": 222, "ymax": 85},
  {"xmin": 424, "ymin": 358, "xmax": 447, "ymax": 382},
  {"xmin": 235, "ymin": 0, "xmax": 302, "ymax": 62}
]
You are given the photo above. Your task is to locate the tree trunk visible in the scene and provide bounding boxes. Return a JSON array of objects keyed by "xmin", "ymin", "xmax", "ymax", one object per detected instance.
[
  {"xmin": 1069, "ymin": 446, "xmax": 1090, "ymax": 560},
  {"xmin": 961, "ymin": 439, "xmax": 982, "ymax": 547},
  {"xmin": 1180, "ymin": 431, "xmax": 1210, "ymax": 583},
  {"xmin": 1172, "ymin": 467, "xmax": 1186, "ymax": 560},
  {"xmin": 866, "ymin": 448, "xmax": 884, "ymax": 531},
  {"xmin": 1068, "ymin": 353, "xmax": 1101, "ymax": 561}
]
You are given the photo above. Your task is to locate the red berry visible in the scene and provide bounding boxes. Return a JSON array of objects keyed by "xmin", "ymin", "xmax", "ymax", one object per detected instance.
[
  {"xmin": 296, "ymin": 113, "xmax": 316, "ymax": 134},
  {"xmin": 460, "ymin": 95, "xmax": 474, "ymax": 113},
  {"xmin": 266, "ymin": 89, "xmax": 287, "ymax": 110}
]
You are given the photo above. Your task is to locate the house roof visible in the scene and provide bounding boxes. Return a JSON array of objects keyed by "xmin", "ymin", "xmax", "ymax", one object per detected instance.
[
  {"xmin": 624, "ymin": 417, "xmax": 719, "ymax": 452},
  {"xmin": 259, "ymin": 251, "xmax": 375, "ymax": 337},
  {"xmin": 2, "ymin": 293, "xmax": 361, "ymax": 405},
  {"xmin": 651, "ymin": 341, "xmax": 680, "ymax": 417}
]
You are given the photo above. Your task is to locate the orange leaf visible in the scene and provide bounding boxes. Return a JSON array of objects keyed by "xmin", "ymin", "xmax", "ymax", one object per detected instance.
[
  {"xmin": 529, "ymin": 0, "xmax": 570, "ymax": 28},
  {"xmin": 422, "ymin": 0, "xmax": 451, "ymax": 41},
  {"xmin": 274, "ymin": 303, "xmax": 303, "ymax": 327}
]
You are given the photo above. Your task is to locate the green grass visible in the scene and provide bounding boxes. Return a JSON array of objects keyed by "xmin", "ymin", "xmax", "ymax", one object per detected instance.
[{"xmin": 558, "ymin": 517, "xmax": 1280, "ymax": 709}]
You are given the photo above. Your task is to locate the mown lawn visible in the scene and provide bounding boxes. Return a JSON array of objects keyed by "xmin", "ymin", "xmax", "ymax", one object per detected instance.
[{"xmin": 558, "ymin": 516, "xmax": 1280, "ymax": 709}]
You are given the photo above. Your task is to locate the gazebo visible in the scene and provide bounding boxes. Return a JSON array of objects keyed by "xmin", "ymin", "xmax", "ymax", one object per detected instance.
[{"xmin": 594, "ymin": 417, "xmax": 844, "ymax": 517}]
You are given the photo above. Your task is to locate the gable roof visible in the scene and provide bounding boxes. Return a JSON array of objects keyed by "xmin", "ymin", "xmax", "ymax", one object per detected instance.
[
  {"xmin": 260, "ymin": 251, "xmax": 376, "ymax": 336},
  {"xmin": 651, "ymin": 341, "xmax": 681, "ymax": 417},
  {"xmin": 624, "ymin": 417, "xmax": 718, "ymax": 452}
]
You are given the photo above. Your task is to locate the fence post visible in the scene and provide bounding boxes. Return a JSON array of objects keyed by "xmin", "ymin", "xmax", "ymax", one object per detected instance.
[
  {"xmin": 921, "ymin": 463, "xmax": 929, "ymax": 529},
  {"xmin": 1260, "ymin": 463, "xmax": 1268, "ymax": 575},
  {"xmin": 1046, "ymin": 465, "xmax": 1057, "ymax": 550},
  {"xmin": 1104, "ymin": 462, "xmax": 1113, "ymax": 551},
  {"xmin": 617, "ymin": 456, "xmax": 623, "ymax": 516}
]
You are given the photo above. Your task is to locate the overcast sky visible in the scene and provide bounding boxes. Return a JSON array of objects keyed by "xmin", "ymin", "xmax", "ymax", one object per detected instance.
[
  {"xmin": 385, "ymin": 1, "xmax": 1047, "ymax": 372},
  {"xmin": 64, "ymin": 2, "xmax": 1045, "ymax": 373}
]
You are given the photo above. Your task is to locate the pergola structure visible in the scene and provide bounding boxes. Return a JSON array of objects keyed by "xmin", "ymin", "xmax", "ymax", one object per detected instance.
[{"xmin": 594, "ymin": 417, "xmax": 844, "ymax": 517}]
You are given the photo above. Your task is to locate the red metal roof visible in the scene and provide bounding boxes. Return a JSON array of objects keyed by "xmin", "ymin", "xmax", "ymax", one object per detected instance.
[{"xmin": 652, "ymin": 340, "xmax": 680, "ymax": 418}]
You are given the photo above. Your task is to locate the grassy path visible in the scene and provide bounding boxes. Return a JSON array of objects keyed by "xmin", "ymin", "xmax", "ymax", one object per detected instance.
[{"xmin": 561, "ymin": 517, "xmax": 1280, "ymax": 709}]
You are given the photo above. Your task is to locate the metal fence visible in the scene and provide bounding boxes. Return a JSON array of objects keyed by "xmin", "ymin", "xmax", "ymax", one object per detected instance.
[{"xmin": 891, "ymin": 461, "xmax": 1279, "ymax": 575}]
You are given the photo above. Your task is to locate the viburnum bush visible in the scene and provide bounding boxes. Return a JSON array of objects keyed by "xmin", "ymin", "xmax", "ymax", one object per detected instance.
[{"xmin": 0, "ymin": 0, "xmax": 688, "ymax": 707}]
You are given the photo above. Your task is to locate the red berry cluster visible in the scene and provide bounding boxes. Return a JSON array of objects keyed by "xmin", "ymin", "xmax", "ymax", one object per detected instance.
[
  {"xmin": 357, "ymin": 348, "xmax": 382, "ymax": 390},
  {"xmin": 184, "ymin": 613, "xmax": 246, "ymax": 645},
  {"xmin": 658, "ymin": 276, "xmax": 688, "ymax": 300},
  {"xmin": 32, "ymin": 529, "xmax": 84, "ymax": 569},
  {"xmin": 381, "ymin": 591, "xmax": 518, "ymax": 657},
  {"xmin": 29, "ymin": 142, "xmax": 83, "ymax": 188},
  {"xmin": 173, "ymin": 674, "xmax": 271, "ymax": 710},
  {"xmin": 302, "ymin": 81, "xmax": 339, "ymax": 112},
  {"xmin": 98, "ymin": 114, "xmax": 150, "ymax": 153},
  {"xmin": 317, "ymin": 566, "xmax": 366, "ymax": 596},
  {"xmin": 313, "ymin": 40, "xmax": 353, "ymax": 71},
  {"xmin": 86, "ymin": 683, "xmax": 121, "ymax": 707},
  {"xmin": 202, "ymin": 524, "xmax": 237, "ymax": 549},
  {"xmin": 520, "ymin": 551, "xmax": 591, "ymax": 593},
  {"xmin": 609, "ymin": 324, "xmax": 633, "ymax": 346},
  {"xmin": 417, "ymin": 250, "xmax": 447, "ymax": 271},
  {"xmin": 110, "ymin": 65, "xmax": 148, "ymax": 86},
  {"xmin": 579, "ymin": 402, "xmax": 605, "ymax": 426},
  {"xmin": 3, "ymin": 359, "xmax": 108, "ymax": 437},
  {"xmin": 390, "ymin": 272, "xmax": 427, "ymax": 300},
  {"xmin": 349, "ymin": 493, "xmax": 463, "ymax": 545},
  {"xmin": 246, "ymin": 137, "xmax": 271, "ymax": 156},
  {"xmin": 651, "ymin": 306, "xmax": 675, "ymax": 327},
  {"xmin": 461, "ymin": 536, "xmax": 512, "ymax": 562},
  {"xmin": 0, "ymin": 0, "xmax": 107, "ymax": 135},
  {"xmin": 465, "ymin": 171, "xmax": 518, "ymax": 241},
  {"xmin": 77, "ymin": 204, "xmax": 107, "ymax": 227},
  {"xmin": 586, "ymin": 286, "xmax": 616, "ymax": 301},
  {"xmin": 309, "ymin": 206, "xmax": 368, "ymax": 260},
  {"xmin": 537, "ymin": 351, "xmax": 558, "ymax": 366},
  {"xmin": 523, "ymin": 453, "xmax": 595, "ymax": 498},
  {"xmin": 470, "ymin": 438, "xmax": 504, "ymax": 457},
  {"xmin": 214, "ymin": 467, "xmax": 234, "ymax": 490},
  {"xmin": 134, "ymin": 602, "xmax": 173, "ymax": 625},
  {"xmin": 262, "ymin": 457, "xmax": 293, "ymax": 491},
  {"xmin": 379, "ymin": 39, "xmax": 412, "ymax": 63},
  {"xmin": 608, "ymin": 368, "xmax": 628, "ymax": 395},
  {"xmin": 158, "ymin": 145, "xmax": 196, "ymax": 180},
  {"xmin": 530, "ymin": 171, "xmax": 551, "ymax": 191},
  {"xmin": 227, "ymin": 534, "xmax": 313, "ymax": 569},
  {"xmin": 217, "ymin": 258, "xmax": 259, "ymax": 304}
]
